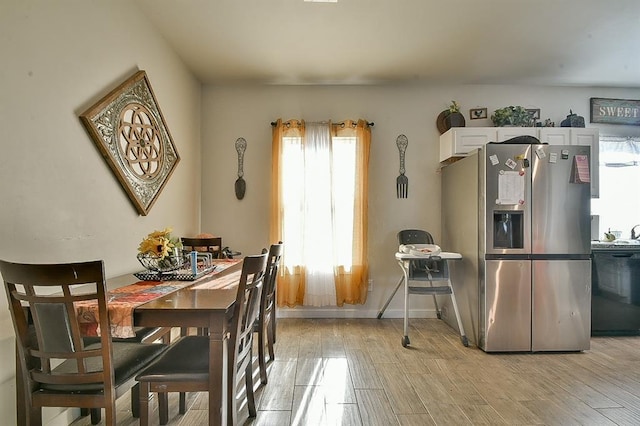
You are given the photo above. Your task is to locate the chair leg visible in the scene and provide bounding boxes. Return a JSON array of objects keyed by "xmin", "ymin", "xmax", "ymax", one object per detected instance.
[
  {"xmin": 29, "ymin": 406, "xmax": 42, "ymax": 426},
  {"xmin": 105, "ymin": 403, "xmax": 116, "ymax": 426},
  {"xmin": 131, "ymin": 383, "xmax": 140, "ymax": 418},
  {"xmin": 245, "ymin": 361, "xmax": 257, "ymax": 417},
  {"xmin": 270, "ymin": 309, "xmax": 277, "ymax": 344},
  {"xmin": 179, "ymin": 392, "xmax": 187, "ymax": 414},
  {"xmin": 80, "ymin": 408, "xmax": 90, "ymax": 417},
  {"xmin": 267, "ymin": 317, "xmax": 275, "ymax": 361},
  {"xmin": 159, "ymin": 392, "xmax": 169, "ymax": 425},
  {"xmin": 139, "ymin": 382, "xmax": 151, "ymax": 426},
  {"xmin": 258, "ymin": 322, "xmax": 268, "ymax": 385},
  {"xmin": 161, "ymin": 329, "xmax": 172, "ymax": 344},
  {"xmin": 90, "ymin": 408, "xmax": 101, "ymax": 424}
]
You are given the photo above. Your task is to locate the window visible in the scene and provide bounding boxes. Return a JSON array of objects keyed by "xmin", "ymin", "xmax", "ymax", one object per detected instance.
[
  {"xmin": 271, "ymin": 119, "xmax": 371, "ymax": 307},
  {"xmin": 592, "ymin": 136, "xmax": 640, "ymax": 238},
  {"xmin": 281, "ymin": 135, "xmax": 356, "ymax": 270}
]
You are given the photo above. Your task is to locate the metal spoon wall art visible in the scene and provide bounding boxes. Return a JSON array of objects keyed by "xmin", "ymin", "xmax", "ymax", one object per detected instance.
[
  {"xmin": 235, "ymin": 137, "xmax": 247, "ymax": 200},
  {"xmin": 396, "ymin": 134, "xmax": 409, "ymax": 198}
]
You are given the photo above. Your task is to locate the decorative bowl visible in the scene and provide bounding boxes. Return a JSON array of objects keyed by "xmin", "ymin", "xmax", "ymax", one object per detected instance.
[{"xmin": 137, "ymin": 250, "xmax": 185, "ymax": 273}]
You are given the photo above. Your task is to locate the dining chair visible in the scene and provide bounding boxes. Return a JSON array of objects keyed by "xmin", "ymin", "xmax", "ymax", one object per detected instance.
[
  {"xmin": 180, "ymin": 236, "xmax": 225, "ymax": 336},
  {"xmin": 79, "ymin": 325, "xmax": 172, "ymax": 423},
  {"xmin": 254, "ymin": 241, "xmax": 283, "ymax": 384},
  {"xmin": 0, "ymin": 259, "xmax": 168, "ymax": 426},
  {"xmin": 181, "ymin": 236, "xmax": 223, "ymax": 259},
  {"xmin": 135, "ymin": 252, "xmax": 268, "ymax": 426}
]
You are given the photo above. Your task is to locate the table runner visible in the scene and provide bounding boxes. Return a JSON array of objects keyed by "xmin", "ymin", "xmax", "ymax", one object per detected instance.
[{"xmin": 76, "ymin": 258, "xmax": 242, "ymax": 338}]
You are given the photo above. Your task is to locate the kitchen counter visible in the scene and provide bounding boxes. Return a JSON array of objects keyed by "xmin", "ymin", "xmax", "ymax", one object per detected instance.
[{"xmin": 591, "ymin": 240, "xmax": 640, "ymax": 250}]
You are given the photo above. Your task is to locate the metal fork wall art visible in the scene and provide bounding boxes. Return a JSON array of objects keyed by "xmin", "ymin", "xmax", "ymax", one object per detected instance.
[{"xmin": 396, "ymin": 134, "xmax": 409, "ymax": 198}]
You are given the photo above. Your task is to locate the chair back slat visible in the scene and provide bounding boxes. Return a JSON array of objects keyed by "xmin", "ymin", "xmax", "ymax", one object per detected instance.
[
  {"xmin": 32, "ymin": 302, "xmax": 77, "ymax": 353},
  {"xmin": 398, "ymin": 229, "xmax": 434, "ymax": 245},
  {"xmin": 232, "ymin": 254, "xmax": 267, "ymax": 360},
  {"xmin": 262, "ymin": 242, "xmax": 283, "ymax": 312},
  {"xmin": 181, "ymin": 237, "xmax": 223, "ymax": 259}
]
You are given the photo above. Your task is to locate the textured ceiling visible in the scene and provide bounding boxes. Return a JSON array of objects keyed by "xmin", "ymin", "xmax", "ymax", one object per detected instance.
[{"xmin": 135, "ymin": 0, "xmax": 640, "ymax": 87}]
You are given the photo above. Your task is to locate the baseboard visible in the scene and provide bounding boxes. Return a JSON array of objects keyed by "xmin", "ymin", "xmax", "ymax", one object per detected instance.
[{"xmin": 276, "ymin": 307, "xmax": 440, "ymax": 319}]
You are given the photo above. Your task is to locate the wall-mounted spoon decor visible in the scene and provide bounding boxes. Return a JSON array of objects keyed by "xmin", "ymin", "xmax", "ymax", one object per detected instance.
[{"xmin": 235, "ymin": 137, "xmax": 247, "ymax": 200}]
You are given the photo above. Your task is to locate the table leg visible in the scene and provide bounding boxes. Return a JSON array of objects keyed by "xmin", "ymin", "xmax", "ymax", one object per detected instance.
[{"xmin": 209, "ymin": 327, "xmax": 228, "ymax": 426}]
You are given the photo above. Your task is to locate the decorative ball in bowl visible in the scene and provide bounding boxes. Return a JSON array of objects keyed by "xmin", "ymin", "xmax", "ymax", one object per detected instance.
[{"xmin": 137, "ymin": 251, "xmax": 185, "ymax": 273}]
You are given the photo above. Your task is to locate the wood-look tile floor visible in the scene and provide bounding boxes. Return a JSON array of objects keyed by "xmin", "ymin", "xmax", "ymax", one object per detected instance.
[{"xmin": 70, "ymin": 318, "xmax": 640, "ymax": 425}]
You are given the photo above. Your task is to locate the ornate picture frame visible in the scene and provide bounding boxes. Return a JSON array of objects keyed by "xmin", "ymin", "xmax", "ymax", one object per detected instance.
[{"xmin": 80, "ymin": 71, "xmax": 179, "ymax": 215}]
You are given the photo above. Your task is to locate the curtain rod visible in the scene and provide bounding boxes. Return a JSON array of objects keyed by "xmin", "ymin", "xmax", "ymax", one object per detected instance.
[{"xmin": 270, "ymin": 120, "xmax": 374, "ymax": 127}]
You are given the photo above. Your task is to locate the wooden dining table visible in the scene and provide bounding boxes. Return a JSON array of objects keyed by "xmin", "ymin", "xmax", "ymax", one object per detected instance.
[
  {"xmin": 108, "ymin": 260, "xmax": 243, "ymax": 426},
  {"xmin": 16, "ymin": 259, "xmax": 244, "ymax": 426}
]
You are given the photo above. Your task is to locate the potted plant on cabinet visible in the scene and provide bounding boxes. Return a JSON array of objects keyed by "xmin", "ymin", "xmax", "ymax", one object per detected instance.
[
  {"xmin": 491, "ymin": 105, "xmax": 533, "ymax": 127},
  {"xmin": 437, "ymin": 100, "xmax": 466, "ymax": 134}
]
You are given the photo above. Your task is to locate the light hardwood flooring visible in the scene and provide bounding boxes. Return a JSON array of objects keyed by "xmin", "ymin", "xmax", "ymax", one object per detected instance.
[{"xmin": 70, "ymin": 318, "xmax": 640, "ymax": 425}]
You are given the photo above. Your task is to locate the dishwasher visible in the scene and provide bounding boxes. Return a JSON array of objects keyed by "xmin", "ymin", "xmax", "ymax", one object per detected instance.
[{"xmin": 591, "ymin": 245, "xmax": 640, "ymax": 335}]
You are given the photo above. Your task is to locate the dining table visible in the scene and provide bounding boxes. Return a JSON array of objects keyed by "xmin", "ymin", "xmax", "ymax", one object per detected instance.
[
  {"xmin": 112, "ymin": 259, "xmax": 244, "ymax": 426},
  {"xmin": 16, "ymin": 258, "xmax": 245, "ymax": 426}
]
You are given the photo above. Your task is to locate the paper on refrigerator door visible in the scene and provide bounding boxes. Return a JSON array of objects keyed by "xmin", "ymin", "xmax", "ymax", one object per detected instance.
[{"xmin": 497, "ymin": 170, "xmax": 525, "ymax": 205}]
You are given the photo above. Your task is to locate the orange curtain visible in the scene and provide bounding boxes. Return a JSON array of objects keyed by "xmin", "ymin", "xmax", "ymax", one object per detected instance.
[
  {"xmin": 270, "ymin": 118, "xmax": 371, "ymax": 307},
  {"xmin": 271, "ymin": 119, "xmax": 306, "ymax": 307},
  {"xmin": 333, "ymin": 120, "xmax": 370, "ymax": 306}
]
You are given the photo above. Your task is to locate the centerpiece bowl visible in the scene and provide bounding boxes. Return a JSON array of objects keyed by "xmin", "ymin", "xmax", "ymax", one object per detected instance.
[{"xmin": 137, "ymin": 249, "xmax": 185, "ymax": 273}]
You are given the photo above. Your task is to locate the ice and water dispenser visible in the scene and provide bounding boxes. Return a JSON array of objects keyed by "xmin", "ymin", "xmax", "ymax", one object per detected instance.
[{"xmin": 493, "ymin": 211, "xmax": 524, "ymax": 249}]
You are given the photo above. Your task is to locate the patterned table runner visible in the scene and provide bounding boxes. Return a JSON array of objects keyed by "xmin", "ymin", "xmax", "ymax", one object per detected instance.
[{"xmin": 76, "ymin": 258, "xmax": 242, "ymax": 338}]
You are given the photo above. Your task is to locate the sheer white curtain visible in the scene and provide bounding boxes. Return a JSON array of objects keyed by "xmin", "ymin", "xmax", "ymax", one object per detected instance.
[{"xmin": 300, "ymin": 123, "xmax": 337, "ymax": 306}]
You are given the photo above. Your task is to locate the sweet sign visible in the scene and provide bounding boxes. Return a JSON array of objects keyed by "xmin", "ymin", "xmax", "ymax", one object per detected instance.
[{"xmin": 590, "ymin": 97, "xmax": 640, "ymax": 126}]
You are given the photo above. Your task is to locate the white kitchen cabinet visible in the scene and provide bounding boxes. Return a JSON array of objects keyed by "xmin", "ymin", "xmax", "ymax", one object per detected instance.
[
  {"xmin": 539, "ymin": 128, "xmax": 599, "ymax": 197},
  {"xmin": 571, "ymin": 128, "xmax": 599, "ymax": 198},
  {"xmin": 439, "ymin": 128, "xmax": 497, "ymax": 162},
  {"xmin": 440, "ymin": 126, "xmax": 599, "ymax": 197},
  {"xmin": 538, "ymin": 128, "xmax": 571, "ymax": 145}
]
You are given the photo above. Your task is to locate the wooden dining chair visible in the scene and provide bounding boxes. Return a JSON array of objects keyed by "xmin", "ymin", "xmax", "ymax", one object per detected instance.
[
  {"xmin": 181, "ymin": 236, "xmax": 223, "ymax": 259},
  {"xmin": 135, "ymin": 253, "xmax": 268, "ymax": 426},
  {"xmin": 255, "ymin": 241, "xmax": 283, "ymax": 384},
  {"xmin": 0, "ymin": 259, "xmax": 168, "ymax": 426}
]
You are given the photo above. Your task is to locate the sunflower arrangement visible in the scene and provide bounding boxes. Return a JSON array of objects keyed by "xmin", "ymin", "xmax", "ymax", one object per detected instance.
[{"xmin": 137, "ymin": 227, "xmax": 184, "ymax": 272}]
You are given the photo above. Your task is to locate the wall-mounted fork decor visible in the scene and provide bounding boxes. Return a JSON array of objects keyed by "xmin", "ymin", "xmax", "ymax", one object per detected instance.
[
  {"xmin": 235, "ymin": 137, "xmax": 247, "ymax": 200},
  {"xmin": 396, "ymin": 134, "xmax": 408, "ymax": 198}
]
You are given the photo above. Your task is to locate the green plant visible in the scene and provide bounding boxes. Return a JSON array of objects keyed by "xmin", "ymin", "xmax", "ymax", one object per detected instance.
[
  {"xmin": 491, "ymin": 106, "xmax": 532, "ymax": 127},
  {"xmin": 448, "ymin": 100, "xmax": 460, "ymax": 114}
]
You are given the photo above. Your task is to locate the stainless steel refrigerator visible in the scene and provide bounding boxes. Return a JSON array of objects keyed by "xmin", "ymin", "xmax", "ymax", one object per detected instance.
[{"xmin": 441, "ymin": 142, "xmax": 592, "ymax": 352}]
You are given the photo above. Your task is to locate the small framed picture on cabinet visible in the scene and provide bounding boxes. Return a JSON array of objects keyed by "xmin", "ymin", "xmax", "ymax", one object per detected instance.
[{"xmin": 470, "ymin": 108, "xmax": 487, "ymax": 120}]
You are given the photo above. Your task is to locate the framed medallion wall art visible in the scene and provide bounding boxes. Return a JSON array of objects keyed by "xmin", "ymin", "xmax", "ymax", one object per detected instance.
[{"xmin": 80, "ymin": 71, "xmax": 179, "ymax": 215}]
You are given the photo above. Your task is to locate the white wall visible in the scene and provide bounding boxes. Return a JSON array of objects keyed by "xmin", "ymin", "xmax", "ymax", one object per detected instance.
[
  {"xmin": 201, "ymin": 84, "xmax": 640, "ymax": 319},
  {"xmin": 0, "ymin": 1, "xmax": 201, "ymax": 424}
]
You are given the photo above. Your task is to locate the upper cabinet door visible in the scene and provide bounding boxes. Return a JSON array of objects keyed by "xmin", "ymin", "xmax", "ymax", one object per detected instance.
[
  {"xmin": 439, "ymin": 128, "xmax": 497, "ymax": 162},
  {"xmin": 539, "ymin": 128, "xmax": 570, "ymax": 145},
  {"xmin": 570, "ymin": 128, "xmax": 599, "ymax": 198}
]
